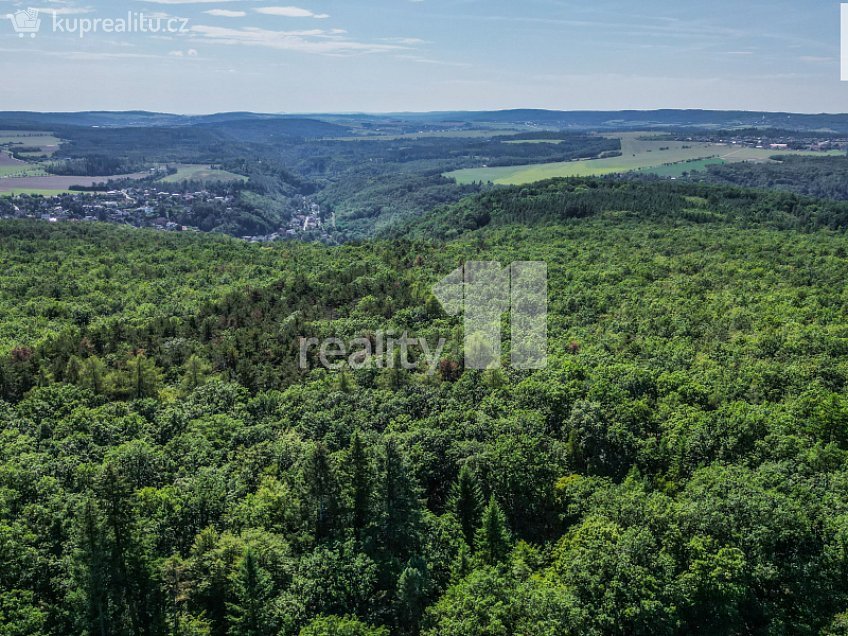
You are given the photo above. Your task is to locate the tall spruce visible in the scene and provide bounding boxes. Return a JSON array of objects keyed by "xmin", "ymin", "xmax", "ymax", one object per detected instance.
[
  {"xmin": 73, "ymin": 497, "xmax": 110, "ymax": 636},
  {"xmin": 344, "ymin": 430, "xmax": 373, "ymax": 543},
  {"xmin": 226, "ymin": 548, "xmax": 274, "ymax": 636},
  {"xmin": 449, "ymin": 464, "xmax": 484, "ymax": 548},
  {"xmin": 303, "ymin": 443, "xmax": 342, "ymax": 543},
  {"xmin": 381, "ymin": 439, "xmax": 422, "ymax": 563},
  {"xmin": 474, "ymin": 496, "xmax": 512, "ymax": 566}
]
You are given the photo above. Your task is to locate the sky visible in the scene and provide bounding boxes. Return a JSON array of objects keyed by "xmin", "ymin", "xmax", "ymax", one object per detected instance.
[{"xmin": 1, "ymin": 0, "xmax": 847, "ymax": 114}]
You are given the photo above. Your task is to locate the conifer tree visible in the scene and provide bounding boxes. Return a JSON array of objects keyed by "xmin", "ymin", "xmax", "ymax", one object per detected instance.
[
  {"xmin": 79, "ymin": 356, "xmax": 106, "ymax": 394},
  {"xmin": 395, "ymin": 561, "xmax": 428, "ymax": 634},
  {"xmin": 64, "ymin": 355, "xmax": 83, "ymax": 385},
  {"xmin": 449, "ymin": 464, "xmax": 484, "ymax": 548},
  {"xmin": 344, "ymin": 430, "xmax": 373, "ymax": 542},
  {"xmin": 304, "ymin": 443, "xmax": 342, "ymax": 543},
  {"xmin": 125, "ymin": 354, "xmax": 162, "ymax": 399},
  {"xmin": 73, "ymin": 497, "xmax": 110, "ymax": 636},
  {"xmin": 474, "ymin": 496, "xmax": 512, "ymax": 566},
  {"xmin": 227, "ymin": 548, "xmax": 274, "ymax": 636},
  {"xmin": 381, "ymin": 439, "xmax": 422, "ymax": 561},
  {"xmin": 180, "ymin": 355, "xmax": 212, "ymax": 392}
]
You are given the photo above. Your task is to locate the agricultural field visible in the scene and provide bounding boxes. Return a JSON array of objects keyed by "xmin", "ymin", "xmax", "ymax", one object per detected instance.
[
  {"xmin": 158, "ymin": 163, "xmax": 247, "ymax": 183},
  {"xmin": 0, "ymin": 131, "xmax": 62, "ymax": 157},
  {"xmin": 0, "ymin": 172, "xmax": 149, "ymax": 195},
  {"xmin": 0, "ymin": 131, "xmax": 64, "ymax": 187},
  {"xmin": 0, "ymin": 158, "xmax": 48, "ymax": 179},
  {"xmin": 638, "ymin": 157, "xmax": 726, "ymax": 177},
  {"xmin": 447, "ymin": 132, "xmax": 843, "ymax": 184}
]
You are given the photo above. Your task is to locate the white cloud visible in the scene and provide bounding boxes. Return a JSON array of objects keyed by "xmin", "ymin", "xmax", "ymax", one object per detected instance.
[
  {"xmin": 170, "ymin": 48, "xmax": 199, "ymax": 57},
  {"xmin": 190, "ymin": 24, "xmax": 407, "ymax": 55},
  {"xmin": 380, "ymin": 37, "xmax": 427, "ymax": 45},
  {"xmin": 139, "ymin": 0, "xmax": 243, "ymax": 4},
  {"xmin": 395, "ymin": 54, "xmax": 470, "ymax": 68},
  {"xmin": 31, "ymin": 5, "xmax": 93, "ymax": 15},
  {"xmin": 204, "ymin": 9, "xmax": 247, "ymax": 18},
  {"xmin": 255, "ymin": 6, "xmax": 329, "ymax": 19}
]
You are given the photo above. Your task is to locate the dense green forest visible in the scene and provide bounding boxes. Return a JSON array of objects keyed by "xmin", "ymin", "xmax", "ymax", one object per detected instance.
[
  {"xmin": 3, "ymin": 179, "xmax": 848, "ymax": 634},
  {"xmin": 692, "ymin": 155, "xmax": 848, "ymax": 201}
]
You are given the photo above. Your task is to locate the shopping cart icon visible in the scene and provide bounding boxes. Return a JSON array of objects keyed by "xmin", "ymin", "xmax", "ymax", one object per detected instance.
[{"xmin": 7, "ymin": 9, "xmax": 41, "ymax": 38}]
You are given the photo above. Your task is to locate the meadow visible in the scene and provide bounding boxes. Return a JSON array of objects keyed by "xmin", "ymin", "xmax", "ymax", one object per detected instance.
[
  {"xmin": 0, "ymin": 160, "xmax": 242, "ymax": 196},
  {"xmin": 0, "ymin": 131, "xmax": 62, "ymax": 157},
  {"xmin": 159, "ymin": 163, "xmax": 248, "ymax": 183},
  {"xmin": 447, "ymin": 132, "xmax": 842, "ymax": 184},
  {"xmin": 0, "ymin": 131, "xmax": 68, "ymax": 191},
  {"xmin": 0, "ymin": 173, "xmax": 149, "ymax": 194},
  {"xmin": 639, "ymin": 157, "xmax": 727, "ymax": 177},
  {"xmin": 0, "ymin": 160, "xmax": 48, "ymax": 179}
]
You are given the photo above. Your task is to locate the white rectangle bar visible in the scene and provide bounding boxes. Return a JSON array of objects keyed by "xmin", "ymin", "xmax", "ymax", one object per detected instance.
[{"xmin": 842, "ymin": 4, "xmax": 848, "ymax": 80}]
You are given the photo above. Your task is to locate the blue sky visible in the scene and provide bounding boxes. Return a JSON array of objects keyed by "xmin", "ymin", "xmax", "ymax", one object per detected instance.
[{"xmin": 1, "ymin": 0, "xmax": 847, "ymax": 113}]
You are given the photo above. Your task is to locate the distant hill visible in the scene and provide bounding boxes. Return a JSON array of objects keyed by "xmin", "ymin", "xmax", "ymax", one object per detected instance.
[
  {"xmin": 374, "ymin": 109, "xmax": 848, "ymax": 132},
  {"xmin": 3, "ymin": 109, "xmax": 848, "ymax": 133},
  {"xmin": 0, "ymin": 111, "xmax": 351, "ymax": 138}
]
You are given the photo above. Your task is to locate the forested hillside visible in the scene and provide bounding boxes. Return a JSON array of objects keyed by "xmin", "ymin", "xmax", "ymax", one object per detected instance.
[
  {"xmin": 3, "ymin": 180, "xmax": 848, "ymax": 634},
  {"xmin": 693, "ymin": 155, "xmax": 848, "ymax": 201}
]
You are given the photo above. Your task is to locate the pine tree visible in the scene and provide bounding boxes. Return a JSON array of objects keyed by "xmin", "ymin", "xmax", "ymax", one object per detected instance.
[
  {"xmin": 73, "ymin": 498, "xmax": 110, "ymax": 636},
  {"xmin": 125, "ymin": 354, "xmax": 163, "ymax": 399},
  {"xmin": 474, "ymin": 495, "xmax": 512, "ymax": 566},
  {"xmin": 64, "ymin": 355, "xmax": 83, "ymax": 385},
  {"xmin": 161, "ymin": 555, "xmax": 189, "ymax": 636},
  {"xmin": 395, "ymin": 559, "xmax": 428, "ymax": 634},
  {"xmin": 304, "ymin": 444, "xmax": 342, "ymax": 543},
  {"xmin": 98, "ymin": 464, "xmax": 162, "ymax": 635},
  {"xmin": 450, "ymin": 541, "xmax": 472, "ymax": 583},
  {"xmin": 180, "ymin": 355, "xmax": 212, "ymax": 392},
  {"xmin": 79, "ymin": 356, "xmax": 106, "ymax": 394},
  {"xmin": 449, "ymin": 464, "xmax": 484, "ymax": 548},
  {"xmin": 381, "ymin": 439, "xmax": 422, "ymax": 562},
  {"xmin": 0, "ymin": 358, "xmax": 11, "ymax": 401},
  {"xmin": 344, "ymin": 430, "xmax": 373, "ymax": 543},
  {"xmin": 227, "ymin": 548, "xmax": 274, "ymax": 636}
]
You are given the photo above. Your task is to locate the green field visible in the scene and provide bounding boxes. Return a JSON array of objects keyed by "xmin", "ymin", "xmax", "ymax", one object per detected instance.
[
  {"xmin": 639, "ymin": 157, "xmax": 727, "ymax": 178},
  {"xmin": 0, "ymin": 131, "xmax": 61, "ymax": 184},
  {"xmin": 0, "ymin": 131, "xmax": 60, "ymax": 144},
  {"xmin": 447, "ymin": 133, "xmax": 843, "ymax": 184},
  {"xmin": 0, "ymin": 188, "xmax": 74, "ymax": 196},
  {"xmin": 0, "ymin": 131, "xmax": 62, "ymax": 157},
  {"xmin": 159, "ymin": 164, "xmax": 247, "ymax": 183},
  {"xmin": 0, "ymin": 163, "xmax": 48, "ymax": 178},
  {"xmin": 0, "ymin": 172, "xmax": 151, "ymax": 196}
]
